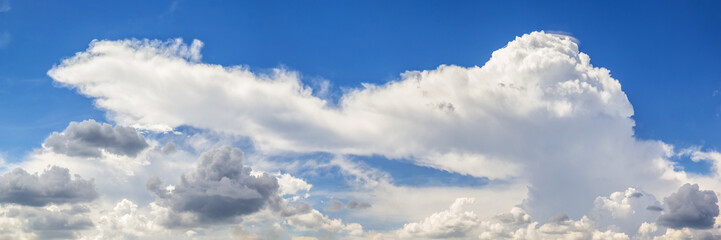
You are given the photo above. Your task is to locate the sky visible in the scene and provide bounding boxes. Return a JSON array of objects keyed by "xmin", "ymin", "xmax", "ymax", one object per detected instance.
[{"xmin": 0, "ymin": 1, "xmax": 720, "ymax": 239}]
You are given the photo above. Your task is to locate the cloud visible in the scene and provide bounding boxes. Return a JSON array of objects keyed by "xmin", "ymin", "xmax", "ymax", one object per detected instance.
[
  {"xmin": 325, "ymin": 199, "xmax": 344, "ymax": 212},
  {"xmin": 87, "ymin": 199, "xmax": 163, "ymax": 239},
  {"xmin": 394, "ymin": 197, "xmax": 630, "ymax": 240},
  {"xmin": 0, "ymin": 204, "xmax": 93, "ymax": 240},
  {"xmin": 0, "ymin": 0, "xmax": 9, "ymax": 13},
  {"xmin": 646, "ymin": 206, "xmax": 664, "ymax": 212},
  {"xmin": 0, "ymin": 166, "xmax": 98, "ymax": 207},
  {"xmin": 591, "ymin": 187, "xmax": 662, "ymax": 235},
  {"xmin": 46, "ymin": 31, "xmax": 683, "ymax": 222},
  {"xmin": 147, "ymin": 146, "xmax": 280, "ymax": 227},
  {"xmin": 347, "ymin": 200, "xmax": 371, "ymax": 210},
  {"xmin": 286, "ymin": 209, "xmax": 363, "ymax": 236},
  {"xmin": 0, "ymin": 32, "xmax": 10, "ymax": 49},
  {"xmin": 398, "ymin": 198, "xmax": 480, "ymax": 239},
  {"xmin": 276, "ymin": 172, "xmax": 312, "ymax": 198},
  {"xmin": 657, "ymin": 183, "xmax": 719, "ymax": 229},
  {"xmin": 324, "ymin": 199, "xmax": 370, "ymax": 212},
  {"xmin": 43, "ymin": 119, "xmax": 149, "ymax": 158}
]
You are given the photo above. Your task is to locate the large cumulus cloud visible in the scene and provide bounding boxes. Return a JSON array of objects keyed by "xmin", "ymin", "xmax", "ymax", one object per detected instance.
[
  {"xmin": 147, "ymin": 146, "xmax": 280, "ymax": 227},
  {"xmin": 43, "ymin": 119, "xmax": 149, "ymax": 158},
  {"xmin": 47, "ymin": 32, "xmax": 683, "ymax": 221}
]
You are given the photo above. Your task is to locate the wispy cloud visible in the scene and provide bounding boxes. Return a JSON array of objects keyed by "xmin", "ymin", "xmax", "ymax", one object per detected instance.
[
  {"xmin": 0, "ymin": 32, "xmax": 9, "ymax": 48},
  {"xmin": 0, "ymin": 0, "xmax": 10, "ymax": 13}
]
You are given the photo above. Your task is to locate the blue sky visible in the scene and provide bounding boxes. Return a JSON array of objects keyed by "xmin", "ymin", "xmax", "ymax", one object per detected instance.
[{"xmin": 1, "ymin": 1, "xmax": 721, "ymax": 239}]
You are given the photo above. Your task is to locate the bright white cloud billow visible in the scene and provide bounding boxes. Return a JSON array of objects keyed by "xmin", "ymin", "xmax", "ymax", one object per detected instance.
[
  {"xmin": 11, "ymin": 31, "xmax": 715, "ymax": 238},
  {"xmin": 48, "ymin": 31, "xmax": 680, "ymax": 219}
]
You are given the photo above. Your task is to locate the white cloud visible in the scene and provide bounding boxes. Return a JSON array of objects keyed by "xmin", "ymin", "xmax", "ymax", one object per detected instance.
[
  {"xmin": 81, "ymin": 199, "xmax": 163, "ymax": 240},
  {"xmin": 0, "ymin": 204, "xmax": 94, "ymax": 240},
  {"xmin": 47, "ymin": 31, "xmax": 687, "ymax": 222},
  {"xmin": 37, "ymin": 31, "xmax": 721, "ymax": 239},
  {"xmin": 591, "ymin": 188, "xmax": 662, "ymax": 235},
  {"xmin": 276, "ymin": 173, "xmax": 312, "ymax": 198},
  {"xmin": 398, "ymin": 198, "xmax": 480, "ymax": 239},
  {"xmin": 392, "ymin": 197, "xmax": 630, "ymax": 240},
  {"xmin": 286, "ymin": 209, "xmax": 363, "ymax": 236}
]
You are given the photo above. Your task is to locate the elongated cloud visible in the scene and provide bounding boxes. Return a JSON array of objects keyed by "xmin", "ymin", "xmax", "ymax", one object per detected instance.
[
  {"xmin": 43, "ymin": 119, "xmax": 149, "ymax": 158},
  {"xmin": 48, "ymin": 31, "xmax": 681, "ymax": 221},
  {"xmin": 0, "ymin": 204, "xmax": 94, "ymax": 239},
  {"xmin": 396, "ymin": 197, "xmax": 630, "ymax": 240},
  {"xmin": 0, "ymin": 166, "xmax": 98, "ymax": 207}
]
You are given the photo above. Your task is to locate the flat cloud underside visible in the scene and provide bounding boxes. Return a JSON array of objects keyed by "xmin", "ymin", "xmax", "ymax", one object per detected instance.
[
  {"xmin": 5, "ymin": 205, "xmax": 94, "ymax": 239},
  {"xmin": 43, "ymin": 119, "xmax": 149, "ymax": 158},
  {"xmin": 0, "ymin": 166, "xmax": 98, "ymax": 207},
  {"xmin": 147, "ymin": 146, "xmax": 280, "ymax": 227},
  {"xmin": 658, "ymin": 183, "xmax": 719, "ymax": 229}
]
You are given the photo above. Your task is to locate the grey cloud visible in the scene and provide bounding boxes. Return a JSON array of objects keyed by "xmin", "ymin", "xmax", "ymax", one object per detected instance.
[
  {"xmin": 43, "ymin": 119, "xmax": 149, "ymax": 158},
  {"xmin": 347, "ymin": 200, "xmax": 371, "ymax": 210},
  {"xmin": 280, "ymin": 202, "xmax": 311, "ymax": 217},
  {"xmin": 0, "ymin": 166, "xmax": 98, "ymax": 206},
  {"xmin": 630, "ymin": 192, "xmax": 643, "ymax": 198},
  {"xmin": 657, "ymin": 183, "xmax": 719, "ymax": 229},
  {"xmin": 646, "ymin": 206, "xmax": 664, "ymax": 212},
  {"xmin": 698, "ymin": 232, "xmax": 721, "ymax": 240},
  {"xmin": 5, "ymin": 205, "xmax": 93, "ymax": 239},
  {"xmin": 548, "ymin": 213, "xmax": 570, "ymax": 223},
  {"xmin": 325, "ymin": 199, "xmax": 344, "ymax": 212},
  {"xmin": 161, "ymin": 142, "xmax": 177, "ymax": 154},
  {"xmin": 148, "ymin": 146, "xmax": 280, "ymax": 227}
]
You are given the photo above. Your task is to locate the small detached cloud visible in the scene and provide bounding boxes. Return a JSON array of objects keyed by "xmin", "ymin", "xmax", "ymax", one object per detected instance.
[
  {"xmin": 347, "ymin": 200, "xmax": 371, "ymax": 210},
  {"xmin": 657, "ymin": 183, "xmax": 719, "ymax": 229},
  {"xmin": 43, "ymin": 119, "xmax": 149, "ymax": 158},
  {"xmin": 325, "ymin": 199, "xmax": 344, "ymax": 212},
  {"xmin": 0, "ymin": 166, "xmax": 98, "ymax": 207},
  {"xmin": 646, "ymin": 206, "xmax": 664, "ymax": 212},
  {"xmin": 324, "ymin": 199, "xmax": 371, "ymax": 212}
]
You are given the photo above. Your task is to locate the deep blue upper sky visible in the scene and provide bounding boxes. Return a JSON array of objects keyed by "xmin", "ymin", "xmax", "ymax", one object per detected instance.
[{"xmin": 0, "ymin": 0, "xmax": 720, "ymax": 165}]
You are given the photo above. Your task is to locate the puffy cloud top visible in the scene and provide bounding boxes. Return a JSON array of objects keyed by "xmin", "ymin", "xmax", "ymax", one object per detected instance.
[
  {"xmin": 1, "ymin": 204, "xmax": 94, "ymax": 239},
  {"xmin": 147, "ymin": 146, "xmax": 279, "ymax": 227},
  {"xmin": 43, "ymin": 119, "xmax": 149, "ymax": 158},
  {"xmin": 657, "ymin": 183, "xmax": 719, "ymax": 229},
  {"xmin": 399, "ymin": 198, "xmax": 479, "ymax": 238},
  {"xmin": 0, "ymin": 166, "xmax": 98, "ymax": 206}
]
